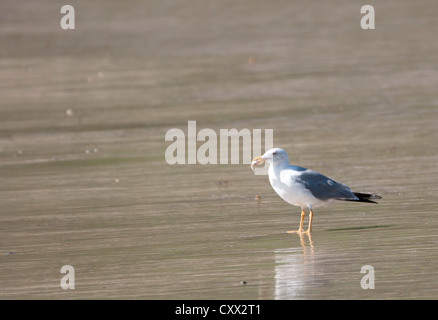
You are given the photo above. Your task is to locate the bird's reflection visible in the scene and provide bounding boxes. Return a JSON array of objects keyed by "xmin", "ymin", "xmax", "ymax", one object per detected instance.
[
  {"xmin": 298, "ymin": 232, "xmax": 314, "ymax": 256},
  {"xmin": 274, "ymin": 233, "xmax": 316, "ymax": 299}
]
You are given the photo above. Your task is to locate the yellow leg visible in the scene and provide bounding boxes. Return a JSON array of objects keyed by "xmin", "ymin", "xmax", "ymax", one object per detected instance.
[
  {"xmin": 287, "ymin": 209, "xmax": 305, "ymax": 234},
  {"xmin": 287, "ymin": 209, "xmax": 314, "ymax": 234},
  {"xmin": 306, "ymin": 209, "xmax": 314, "ymax": 233}
]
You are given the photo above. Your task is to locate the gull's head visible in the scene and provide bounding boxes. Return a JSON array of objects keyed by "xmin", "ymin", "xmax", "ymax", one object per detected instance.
[{"xmin": 251, "ymin": 148, "xmax": 289, "ymax": 171}]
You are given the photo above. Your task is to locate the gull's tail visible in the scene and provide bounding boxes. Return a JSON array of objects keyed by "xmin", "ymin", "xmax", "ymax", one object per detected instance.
[
  {"xmin": 351, "ymin": 192, "xmax": 381, "ymax": 204},
  {"xmin": 337, "ymin": 192, "xmax": 382, "ymax": 204}
]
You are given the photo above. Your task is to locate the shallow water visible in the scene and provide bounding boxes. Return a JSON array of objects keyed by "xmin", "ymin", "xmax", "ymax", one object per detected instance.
[{"xmin": 1, "ymin": 0, "xmax": 438, "ymax": 299}]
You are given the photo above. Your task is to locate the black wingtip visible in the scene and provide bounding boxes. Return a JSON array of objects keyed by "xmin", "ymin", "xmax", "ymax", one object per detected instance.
[
  {"xmin": 337, "ymin": 192, "xmax": 381, "ymax": 204},
  {"xmin": 353, "ymin": 192, "xmax": 382, "ymax": 204}
]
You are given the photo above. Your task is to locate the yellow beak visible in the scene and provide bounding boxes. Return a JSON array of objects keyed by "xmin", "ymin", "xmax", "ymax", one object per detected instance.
[{"xmin": 250, "ymin": 156, "xmax": 265, "ymax": 172}]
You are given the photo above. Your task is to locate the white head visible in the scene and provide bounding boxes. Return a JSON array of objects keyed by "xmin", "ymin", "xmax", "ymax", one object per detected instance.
[{"xmin": 251, "ymin": 148, "xmax": 289, "ymax": 171}]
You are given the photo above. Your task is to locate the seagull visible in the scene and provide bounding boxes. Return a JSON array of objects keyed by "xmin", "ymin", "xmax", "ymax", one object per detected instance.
[{"xmin": 251, "ymin": 148, "xmax": 381, "ymax": 234}]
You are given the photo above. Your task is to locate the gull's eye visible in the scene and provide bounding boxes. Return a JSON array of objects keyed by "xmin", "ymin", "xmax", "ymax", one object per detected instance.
[{"xmin": 272, "ymin": 151, "xmax": 277, "ymax": 156}]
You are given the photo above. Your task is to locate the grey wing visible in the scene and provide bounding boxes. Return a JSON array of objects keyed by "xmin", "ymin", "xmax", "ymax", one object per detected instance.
[{"xmin": 295, "ymin": 170, "xmax": 358, "ymax": 201}]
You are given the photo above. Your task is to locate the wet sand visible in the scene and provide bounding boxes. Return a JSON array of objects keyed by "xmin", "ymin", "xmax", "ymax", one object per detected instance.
[{"xmin": 1, "ymin": 0, "xmax": 437, "ymax": 299}]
